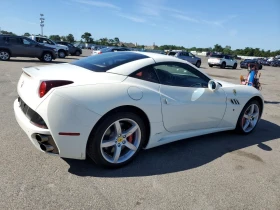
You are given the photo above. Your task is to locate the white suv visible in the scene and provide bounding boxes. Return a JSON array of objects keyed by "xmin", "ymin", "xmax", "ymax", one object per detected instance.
[
  {"xmin": 208, "ymin": 54, "xmax": 237, "ymax": 69},
  {"xmin": 29, "ymin": 36, "xmax": 69, "ymax": 58}
]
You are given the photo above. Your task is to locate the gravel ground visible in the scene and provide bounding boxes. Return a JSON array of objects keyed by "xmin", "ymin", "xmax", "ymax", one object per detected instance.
[{"xmin": 0, "ymin": 50, "xmax": 280, "ymax": 210}]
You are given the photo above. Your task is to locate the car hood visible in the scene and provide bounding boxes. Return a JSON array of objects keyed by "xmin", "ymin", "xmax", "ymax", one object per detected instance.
[
  {"xmin": 57, "ymin": 44, "xmax": 68, "ymax": 50},
  {"xmin": 215, "ymin": 80, "xmax": 238, "ymax": 87}
]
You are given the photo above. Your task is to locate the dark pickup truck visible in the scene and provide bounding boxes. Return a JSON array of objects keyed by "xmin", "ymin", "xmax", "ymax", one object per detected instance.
[{"xmin": 0, "ymin": 35, "xmax": 57, "ymax": 62}]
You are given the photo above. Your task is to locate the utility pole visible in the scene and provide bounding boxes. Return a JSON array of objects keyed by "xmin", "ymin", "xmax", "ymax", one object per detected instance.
[{"xmin": 40, "ymin": 14, "xmax": 45, "ymax": 36}]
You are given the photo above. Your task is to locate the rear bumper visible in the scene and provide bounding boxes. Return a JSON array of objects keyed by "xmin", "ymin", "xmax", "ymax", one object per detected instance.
[
  {"xmin": 13, "ymin": 99, "xmax": 55, "ymax": 154},
  {"xmin": 14, "ymin": 92, "xmax": 102, "ymax": 160},
  {"xmin": 208, "ymin": 62, "xmax": 221, "ymax": 66}
]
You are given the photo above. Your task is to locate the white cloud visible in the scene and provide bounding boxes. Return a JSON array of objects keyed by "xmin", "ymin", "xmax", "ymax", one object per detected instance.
[
  {"xmin": 172, "ymin": 14, "xmax": 200, "ymax": 23},
  {"xmin": 72, "ymin": 0, "xmax": 121, "ymax": 10},
  {"xmin": 117, "ymin": 13, "xmax": 146, "ymax": 23}
]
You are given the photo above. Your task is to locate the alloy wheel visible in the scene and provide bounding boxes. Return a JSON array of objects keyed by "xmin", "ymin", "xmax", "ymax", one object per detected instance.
[
  {"xmin": 242, "ymin": 104, "xmax": 260, "ymax": 133},
  {"xmin": 100, "ymin": 118, "xmax": 141, "ymax": 164},
  {"xmin": 0, "ymin": 51, "xmax": 9, "ymax": 60},
  {"xmin": 44, "ymin": 54, "xmax": 52, "ymax": 62}
]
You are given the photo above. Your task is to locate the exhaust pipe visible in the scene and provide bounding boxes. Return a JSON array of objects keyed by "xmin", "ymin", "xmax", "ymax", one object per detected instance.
[
  {"xmin": 40, "ymin": 144, "xmax": 54, "ymax": 152},
  {"xmin": 35, "ymin": 134, "xmax": 49, "ymax": 143}
]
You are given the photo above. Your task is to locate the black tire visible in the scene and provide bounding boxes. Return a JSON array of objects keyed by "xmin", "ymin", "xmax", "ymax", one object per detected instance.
[
  {"xmin": 58, "ymin": 50, "xmax": 66, "ymax": 58},
  {"xmin": 235, "ymin": 100, "xmax": 261, "ymax": 134},
  {"xmin": 232, "ymin": 63, "xmax": 237, "ymax": 69},
  {"xmin": 195, "ymin": 60, "xmax": 201, "ymax": 68},
  {"xmin": 259, "ymin": 65, "xmax": 262, "ymax": 70},
  {"xmin": 209, "ymin": 64, "xmax": 213, "ymax": 67},
  {"xmin": 220, "ymin": 62, "xmax": 226, "ymax": 69},
  {"xmin": 75, "ymin": 51, "xmax": 81, "ymax": 56},
  {"xmin": 42, "ymin": 52, "xmax": 53, "ymax": 62},
  {"xmin": 87, "ymin": 111, "xmax": 147, "ymax": 168},
  {"xmin": 0, "ymin": 50, "xmax": 10, "ymax": 61}
]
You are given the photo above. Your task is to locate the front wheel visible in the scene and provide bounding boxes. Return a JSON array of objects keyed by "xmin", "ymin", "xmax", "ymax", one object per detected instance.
[
  {"xmin": 42, "ymin": 52, "xmax": 52, "ymax": 62},
  {"xmin": 75, "ymin": 51, "xmax": 81, "ymax": 56},
  {"xmin": 235, "ymin": 100, "xmax": 261, "ymax": 134},
  {"xmin": 87, "ymin": 112, "xmax": 147, "ymax": 168},
  {"xmin": 195, "ymin": 60, "xmax": 201, "ymax": 68},
  {"xmin": 232, "ymin": 63, "xmax": 237, "ymax": 69},
  {"xmin": 209, "ymin": 64, "xmax": 213, "ymax": 67}
]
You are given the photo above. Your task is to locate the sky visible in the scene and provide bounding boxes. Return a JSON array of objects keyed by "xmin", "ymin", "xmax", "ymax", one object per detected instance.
[{"xmin": 0, "ymin": 0, "xmax": 279, "ymax": 51}]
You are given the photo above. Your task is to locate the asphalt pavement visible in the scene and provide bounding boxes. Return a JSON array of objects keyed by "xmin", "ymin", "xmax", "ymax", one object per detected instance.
[{"xmin": 0, "ymin": 50, "xmax": 280, "ymax": 210}]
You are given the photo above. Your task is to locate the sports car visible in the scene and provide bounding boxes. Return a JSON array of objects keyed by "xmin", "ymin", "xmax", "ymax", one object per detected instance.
[{"xmin": 14, "ymin": 52, "xmax": 264, "ymax": 168}]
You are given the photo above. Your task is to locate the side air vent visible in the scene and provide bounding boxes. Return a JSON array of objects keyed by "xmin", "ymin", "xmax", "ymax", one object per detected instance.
[{"xmin": 230, "ymin": 99, "xmax": 240, "ymax": 105}]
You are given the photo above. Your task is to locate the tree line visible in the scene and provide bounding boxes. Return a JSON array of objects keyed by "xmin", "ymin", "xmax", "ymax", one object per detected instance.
[{"xmin": 1, "ymin": 30, "xmax": 279, "ymax": 57}]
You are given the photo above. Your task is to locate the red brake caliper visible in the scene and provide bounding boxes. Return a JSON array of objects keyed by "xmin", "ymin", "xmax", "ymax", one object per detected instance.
[{"xmin": 127, "ymin": 134, "xmax": 133, "ymax": 143}]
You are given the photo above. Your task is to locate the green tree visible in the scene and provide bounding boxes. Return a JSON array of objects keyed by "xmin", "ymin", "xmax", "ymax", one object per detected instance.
[
  {"xmin": 213, "ymin": 44, "xmax": 223, "ymax": 53},
  {"xmin": 60, "ymin": 36, "xmax": 67, "ymax": 41},
  {"xmin": 114, "ymin": 37, "xmax": 120, "ymax": 45},
  {"xmin": 81, "ymin": 32, "xmax": 92, "ymax": 43},
  {"xmin": 49, "ymin": 35, "xmax": 61, "ymax": 41},
  {"xmin": 66, "ymin": 34, "xmax": 75, "ymax": 43},
  {"xmin": 223, "ymin": 45, "xmax": 232, "ymax": 55},
  {"xmin": 23, "ymin": 32, "xmax": 31, "ymax": 37},
  {"xmin": 0, "ymin": 30, "xmax": 16, "ymax": 35}
]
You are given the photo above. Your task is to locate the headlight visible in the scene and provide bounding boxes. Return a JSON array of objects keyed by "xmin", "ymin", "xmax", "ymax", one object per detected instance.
[
  {"xmin": 66, "ymin": 47, "xmax": 69, "ymax": 50},
  {"xmin": 53, "ymin": 48, "xmax": 58, "ymax": 52}
]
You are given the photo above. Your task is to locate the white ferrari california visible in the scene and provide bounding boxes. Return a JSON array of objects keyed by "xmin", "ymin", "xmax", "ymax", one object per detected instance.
[{"xmin": 14, "ymin": 52, "xmax": 264, "ymax": 168}]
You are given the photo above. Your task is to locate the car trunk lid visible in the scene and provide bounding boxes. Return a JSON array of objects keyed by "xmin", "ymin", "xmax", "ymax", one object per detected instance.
[{"xmin": 17, "ymin": 63, "xmax": 126, "ymax": 110}]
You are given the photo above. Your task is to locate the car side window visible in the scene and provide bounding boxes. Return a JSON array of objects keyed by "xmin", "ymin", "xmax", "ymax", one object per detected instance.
[
  {"xmin": 8, "ymin": 37, "xmax": 20, "ymax": 44},
  {"xmin": 225, "ymin": 55, "xmax": 229, "ymax": 59},
  {"xmin": 130, "ymin": 66, "xmax": 159, "ymax": 83},
  {"xmin": 153, "ymin": 62, "xmax": 209, "ymax": 88},
  {"xmin": 22, "ymin": 38, "xmax": 31, "ymax": 45}
]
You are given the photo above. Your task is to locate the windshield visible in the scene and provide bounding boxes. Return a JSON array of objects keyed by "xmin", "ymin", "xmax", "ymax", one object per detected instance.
[{"xmin": 71, "ymin": 52, "xmax": 149, "ymax": 72}]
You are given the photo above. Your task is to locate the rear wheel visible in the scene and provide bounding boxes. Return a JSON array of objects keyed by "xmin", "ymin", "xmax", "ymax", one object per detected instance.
[
  {"xmin": 58, "ymin": 50, "xmax": 66, "ymax": 58},
  {"xmin": 235, "ymin": 100, "xmax": 261, "ymax": 134},
  {"xmin": 196, "ymin": 60, "xmax": 201, "ymax": 68},
  {"xmin": 0, "ymin": 50, "xmax": 10, "ymax": 61},
  {"xmin": 87, "ymin": 112, "xmax": 147, "ymax": 168},
  {"xmin": 209, "ymin": 64, "xmax": 213, "ymax": 67},
  {"xmin": 232, "ymin": 63, "xmax": 237, "ymax": 69},
  {"xmin": 220, "ymin": 62, "xmax": 226, "ymax": 69}
]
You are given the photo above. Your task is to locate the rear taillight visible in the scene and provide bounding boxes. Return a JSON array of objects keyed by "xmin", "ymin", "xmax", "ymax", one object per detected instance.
[
  {"xmin": 98, "ymin": 51, "xmax": 102, "ymax": 54},
  {"xmin": 39, "ymin": 80, "xmax": 73, "ymax": 98}
]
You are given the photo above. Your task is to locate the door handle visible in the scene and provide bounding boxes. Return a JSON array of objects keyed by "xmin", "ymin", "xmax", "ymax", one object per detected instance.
[{"xmin": 163, "ymin": 98, "xmax": 168, "ymax": 104}]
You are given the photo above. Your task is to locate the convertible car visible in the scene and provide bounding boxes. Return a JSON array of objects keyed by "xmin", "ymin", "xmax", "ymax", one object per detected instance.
[{"xmin": 14, "ymin": 52, "xmax": 264, "ymax": 168}]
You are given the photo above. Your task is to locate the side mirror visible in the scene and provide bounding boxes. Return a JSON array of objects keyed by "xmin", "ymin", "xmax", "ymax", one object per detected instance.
[{"xmin": 208, "ymin": 80, "xmax": 220, "ymax": 91}]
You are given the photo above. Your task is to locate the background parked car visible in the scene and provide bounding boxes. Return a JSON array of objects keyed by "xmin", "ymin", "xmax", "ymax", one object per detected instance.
[
  {"xmin": 0, "ymin": 35, "xmax": 57, "ymax": 62},
  {"xmin": 270, "ymin": 60, "xmax": 280, "ymax": 67},
  {"xmin": 240, "ymin": 59, "xmax": 263, "ymax": 70},
  {"xmin": 208, "ymin": 54, "xmax": 237, "ymax": 69},
  {"xmin": 29, "ymin": 35, "xmax": 69, "ymax": 58},
  {"xmin": 167, "ymin": 51, "xmax": 201, "ymax": 67},
  {"xmin": 56, "ymin": 41, "xmax": 82, "ymax": 56},
  {"xmin": 91, "ymin": 47, "xmax": 130, "ymax": 55}
]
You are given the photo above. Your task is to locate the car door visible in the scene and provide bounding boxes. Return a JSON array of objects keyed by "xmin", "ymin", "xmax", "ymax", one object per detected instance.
[
  {"xmin": 177, "ymin": 52, "xmax": 185, "ymax": 60},
  {"xmin": 154, "ymin": 62, "xmax": 227, "ymax": 132},
  {"xmin": 6, "ymin": 37, "xmax": 23, "ymax": 56},
  {"xmin": 18, "ymin": 38, "xmax": 42, "ymax": 57}
]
